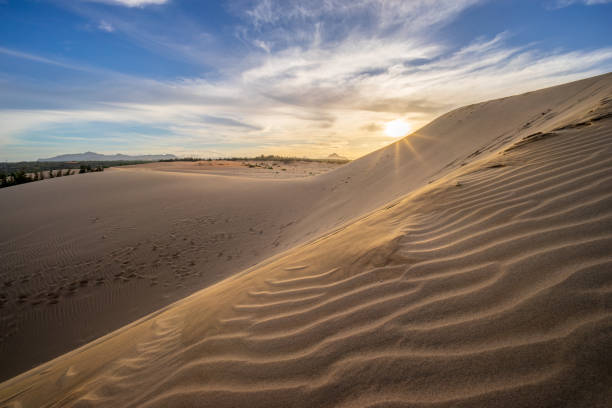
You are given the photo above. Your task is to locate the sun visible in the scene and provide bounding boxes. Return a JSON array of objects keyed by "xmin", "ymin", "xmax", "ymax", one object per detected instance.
[{"xmin": 384, "ymin": 119, "xmax": 412, "ymax": 138}]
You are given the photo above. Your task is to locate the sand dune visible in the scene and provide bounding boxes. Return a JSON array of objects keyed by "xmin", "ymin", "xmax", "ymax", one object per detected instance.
[{"xmin": 1, "ymin": 73, "xmax": 611, "ymax": 407}]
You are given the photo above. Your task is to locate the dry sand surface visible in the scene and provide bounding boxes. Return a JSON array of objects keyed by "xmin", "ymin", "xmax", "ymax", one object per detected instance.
[
  {"xmin": 121, "ymin": 159, "xmax": 348, "ymax": 178},
  {"xmin": 1, "ymin": 73, "xmax": 611, "ymax": 407}
]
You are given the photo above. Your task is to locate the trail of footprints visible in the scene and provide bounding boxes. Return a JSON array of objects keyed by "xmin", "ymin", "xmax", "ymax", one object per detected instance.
[
  {"xmin": 63, "ymin": 116, "xmax": 612, "ymax": 407},
  {"xmin": 0, "ymin": 214, "xmax": 251, "ymax": 315}
]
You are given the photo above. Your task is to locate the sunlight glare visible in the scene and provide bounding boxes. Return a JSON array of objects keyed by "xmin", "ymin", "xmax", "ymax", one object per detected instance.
[{"xmin": 384, "ymin": 119, "xmax": 412, "ymax": 138}]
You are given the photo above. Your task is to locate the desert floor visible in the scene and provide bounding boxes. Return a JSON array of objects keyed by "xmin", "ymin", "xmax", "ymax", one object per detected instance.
[
  {"xmin": 121, "ymin": 159, "xmax": 348, "ymax": 178},
  {"xmin": 1, "ymin": 73, "xmax": 611, "ymax": 407}
]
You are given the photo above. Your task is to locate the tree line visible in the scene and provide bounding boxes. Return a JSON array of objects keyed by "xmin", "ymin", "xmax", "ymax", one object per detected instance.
[
  {"xmin": 159, "ymin": 154, "xmax": 350, "ymax": 164},
  {"xmin": 0, "ymin": 165, "xmax": 104, "ymax": 189}
]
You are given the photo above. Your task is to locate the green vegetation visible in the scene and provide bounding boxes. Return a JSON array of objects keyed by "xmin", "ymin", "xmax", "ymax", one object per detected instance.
[
  {"xmin": 0, "ymin": 170, "xmax": 33, "ymax": 188},
  {"xmin": 0, "ymin": 155, "xmax": 349, "ymax": 189},
  {"xmin": 79, "ymin": 165, "xmax": 104, "ymax": 174},
  {"xmin": 0, "ymin": 160, "xmax": 151, "ymax": 175},
  {"xmin": 244, "ymin": 162, "xmax": 274, "ymax": 169},
  {"xmin": 160, "ymin": 154, "xmax": 350, "ymax": 164},
  {"xmin": 0, "ymin": 161, "xmax": 114, "ymax": 189}
]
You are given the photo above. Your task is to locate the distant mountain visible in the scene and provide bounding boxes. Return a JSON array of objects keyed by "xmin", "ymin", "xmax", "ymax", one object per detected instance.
[
  {"xmin": 327, "ymin": 153, "xmax": 349, "ymax": 161},
  {"xmin": 38, "ymin": 152, "xmax": 178, "ymax": 162}
]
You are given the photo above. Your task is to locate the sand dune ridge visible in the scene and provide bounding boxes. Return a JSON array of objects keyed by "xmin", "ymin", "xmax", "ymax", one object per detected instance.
[{"xmin": 1, "ymin": 74, "xmax": 611, "ymax": 407}]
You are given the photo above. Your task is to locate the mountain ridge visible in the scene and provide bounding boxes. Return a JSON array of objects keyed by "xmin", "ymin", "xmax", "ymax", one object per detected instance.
[{"xmin": 38, "ymin": 152, "xmax": 178, "ymax": 162}]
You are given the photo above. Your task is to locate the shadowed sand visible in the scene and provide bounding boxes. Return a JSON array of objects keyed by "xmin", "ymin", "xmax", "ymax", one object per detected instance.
[{"xmin": 0, "ymin": 73, "xmax": 611, "ymax": 407}]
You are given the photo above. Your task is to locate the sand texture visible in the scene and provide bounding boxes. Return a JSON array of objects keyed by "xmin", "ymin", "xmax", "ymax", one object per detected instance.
[
  {"xmin": 1, "ymin": 73, "xmax": 611, "ymax": 407},
  {"xmin": 120, "ymin": 159, "xmax": 347, "ymax": 178}
]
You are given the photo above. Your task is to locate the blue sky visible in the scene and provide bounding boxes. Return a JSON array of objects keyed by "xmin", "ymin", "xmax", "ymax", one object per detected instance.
[{"xmin": 1, "ymin": 0, "xmax": 611, "ymax": 161}]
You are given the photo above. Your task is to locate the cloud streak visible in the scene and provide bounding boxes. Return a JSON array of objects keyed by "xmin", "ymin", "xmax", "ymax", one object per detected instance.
[
  {"xmin": 98, "ymin": 20, "xmax": 115, "ymax": 32},
  {"xmin": 83, "ymin": 0, "xmax": 169, "ymax": 7},
  {"xmin": 1, "ymin": 0, "xmax": 612, "ymax": 160},
  {"xmin": 553, "ymin": 0, "xmax": 612, "ymax": 7}
]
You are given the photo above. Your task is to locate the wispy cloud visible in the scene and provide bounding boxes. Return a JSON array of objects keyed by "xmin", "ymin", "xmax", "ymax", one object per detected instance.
[
  {"xmin": 83, "ymin": 0, "xmax": 169, "ymax": 7},
  {"xmin": 233, "ymin": 0, "xmax": 483, "ymax": 54},
  {"xmin": 97, "ymin": 20, "xmax": 115, "ymax": 32},
  {"xmin": 1, "ymin": 0, "xmax": 612, "ymax": 160},
  {"xmin": 0, "ymin": 47, "xmax": 87, "ymax": 71},
  {"xmin": 242, "ymin": 0, "xmax": 482, "ymax": 31},
  {"xmin": 550, "ymin": 0, "xmax": 612, "ymax": 8}
]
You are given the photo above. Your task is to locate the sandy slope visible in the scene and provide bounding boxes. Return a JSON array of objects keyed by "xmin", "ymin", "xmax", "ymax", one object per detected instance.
[
  {"xmin": 1, "ymin": 73, "xmax": 611, "ymax": 407},
  {"xmin": 1, "ymin": 165, "xmax": 359, "ymax": 380}
]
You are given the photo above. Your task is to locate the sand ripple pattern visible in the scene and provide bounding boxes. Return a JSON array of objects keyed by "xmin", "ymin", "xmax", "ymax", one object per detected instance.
[{"xmin": 44, "ymin": 114, "xmax": 612, "ymax": 407}]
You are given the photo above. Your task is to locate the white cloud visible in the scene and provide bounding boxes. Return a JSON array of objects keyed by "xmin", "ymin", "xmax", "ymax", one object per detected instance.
[
  {"xmin": 2, "ymin": 0, "xmax": 612, "ymax": 160},
  {"xmin": 84, "ymin": 0, "xmax": 169, "ymax": 7},
  {"xmin": 0, "ymin": 47, "xmax": 83, "ymax": 70},
  {"xmin": 552, "ymin": 0, "xmax": 612, "ymax": 7},
  {"xmin": 244, "ymin": 0, "xmax": 482, "ymax": 29},
  {"xmin": 253, "ymin": 40, "xmax": 271, "ymax": 53},
  {"xmin": 237, "ymin": 0, "xmax": 484, "ymax": 53},
  {"xmin": 3, "ymin": 35, "xmax": 611, "ymax": 160},
  {"xmin": 98, "ymin": 20, "xmax": 115, "ymax": 32}
]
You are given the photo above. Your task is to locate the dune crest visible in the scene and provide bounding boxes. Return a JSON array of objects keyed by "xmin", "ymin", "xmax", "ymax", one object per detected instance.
[{"xmin": 1, "ymin": 73, "xmax": 612, "ymax": 407}]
